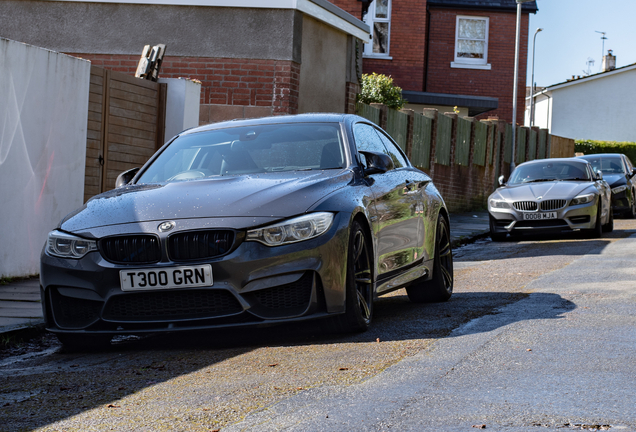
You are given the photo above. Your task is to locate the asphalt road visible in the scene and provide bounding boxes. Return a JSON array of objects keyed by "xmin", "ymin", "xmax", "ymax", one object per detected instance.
[{"xmin": 2, "ymin": 220, "xmax": 635, "ymax": 431}]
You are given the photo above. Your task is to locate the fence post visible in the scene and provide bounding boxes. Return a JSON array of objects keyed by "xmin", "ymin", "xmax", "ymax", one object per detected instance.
[
  {"xmin": 370, "ymin": 103, "xmax": 388, "ymax": 130},
  {"xmin": 400, "ymin": 109, "xmax": 415, "ymax": 160},
  {"xmin": 444, "ymin": 112, "xmax": 458, "ymax": 169},
  {"xmin": 423, "ymin": 108, "xmax": 438, "ymax": 175}
]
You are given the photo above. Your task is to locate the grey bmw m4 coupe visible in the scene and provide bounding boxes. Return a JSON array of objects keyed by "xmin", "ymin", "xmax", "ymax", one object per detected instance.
[
  {"xmin": 41, "ymin": 114, "xmax": 453, "ymax": 349},
  {"xmin": 488, "ymin": 158, "xmax": 612, "ymax": 241}
]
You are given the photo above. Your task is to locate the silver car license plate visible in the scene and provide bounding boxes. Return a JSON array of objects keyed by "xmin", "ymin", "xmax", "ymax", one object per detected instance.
[
  {"xmin": 523, "ymin": 212, "xmax": 557, "ymax": 221},
  {"xmin": 120, "ymin": 265, "xmax": 213, "ymax": 291}
]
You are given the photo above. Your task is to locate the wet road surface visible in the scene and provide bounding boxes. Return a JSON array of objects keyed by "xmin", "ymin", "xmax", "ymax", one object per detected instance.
[{"xmin": 2, "ymin": 220, "xmax": 636, "ymax": 431}]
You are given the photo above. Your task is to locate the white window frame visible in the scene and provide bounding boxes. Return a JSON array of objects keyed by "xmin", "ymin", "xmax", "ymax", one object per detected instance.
[
  {"xmin": 451, "ymin": 15, "xmax": 491, "ymax": 70},
  {"xmin": 363, "ymin": 0, "xmax": 392, "ymax": 59}
]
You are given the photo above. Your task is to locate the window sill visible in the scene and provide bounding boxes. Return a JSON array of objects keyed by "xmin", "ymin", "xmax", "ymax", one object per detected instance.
[
  {"xmin": 451, "ymin": 62, "xmax": 491, "ymax": 70},
  {"xmin": 363, "ymin": 55, "xmax": 393, "ymax": 60}
]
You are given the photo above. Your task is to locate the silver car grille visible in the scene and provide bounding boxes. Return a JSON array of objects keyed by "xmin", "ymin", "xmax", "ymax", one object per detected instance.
[
  {"xmin": 513, "ymin": 201, "xmax": 538, "ymax": 211},
  {"xmin": 540, "ymin": 199, "xmax": 567, "ymax": 211},
  {"xmin": 513, "ymin": 200, "xmax": 567, "ymax": 212}
]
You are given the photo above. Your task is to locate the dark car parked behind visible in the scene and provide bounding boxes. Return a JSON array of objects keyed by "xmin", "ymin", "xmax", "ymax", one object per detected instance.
[{"xmin": 578, "ymin": 153, "xmax": 636, "ymax": 218}]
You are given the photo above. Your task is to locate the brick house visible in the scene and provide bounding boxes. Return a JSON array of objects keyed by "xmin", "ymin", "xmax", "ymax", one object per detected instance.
[
  {"xmin": 328, "ymin": 0, "xmax": 538, "ymax": 124},
  {"xmin": 0, "ymin": 0, "xmax": 369, "ymax": 125}
]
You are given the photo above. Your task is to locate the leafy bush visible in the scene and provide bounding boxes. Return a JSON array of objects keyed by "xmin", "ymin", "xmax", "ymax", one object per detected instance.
[
  {"xmin": 357, "ymin": 73, "xmax": 406, "ymax": 110},
  {"xmin": 575, "ymin": 140, "xmax": 636, "ymax": 163}
]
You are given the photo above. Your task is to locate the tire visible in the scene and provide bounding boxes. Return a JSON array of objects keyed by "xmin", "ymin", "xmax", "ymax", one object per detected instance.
[
  {"xmin": 489, "ymin": 216, "xmax": 507, "ymax": 242},
  {"xmin": 586, "ymin": 202, "xmax": 603, "ymax": 239},
  {"xmin": 56, "ymin": 333, "xmax": 112, "ymax": 352},
  {"xmin": 628, "ymin": 191, "xmax": 636, "ymax": 219},
  {"xmin": 602, "ymin": 206, "xmax": 614, "ymax": 233},
  {"xmin": 325, "ymin": 220, "xmax": 373, "ymax": 333},
  {"xmin": 406, "ymin": 214, "xmax": 453, "ymax": 303}
]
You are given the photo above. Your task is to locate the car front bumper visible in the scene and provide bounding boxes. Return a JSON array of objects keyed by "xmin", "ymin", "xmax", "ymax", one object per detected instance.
[
  {"xmin": 488, "ymin": 198, "xmax": 599, "ymax": 235},
  {"xmin": 40, "ymin": 213, "xmax": 351, "ymax": 335}
]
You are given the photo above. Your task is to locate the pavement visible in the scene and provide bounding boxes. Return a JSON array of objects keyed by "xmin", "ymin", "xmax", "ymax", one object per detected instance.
[{"xmin": 0, "ymin": 210, "xmax": 490, "ymax": 340}]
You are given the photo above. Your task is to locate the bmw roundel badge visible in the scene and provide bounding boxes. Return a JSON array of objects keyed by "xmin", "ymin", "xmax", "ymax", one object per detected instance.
[{"xmin": 158, "ymin": 221, "xmax": 175, "ymax": 232}]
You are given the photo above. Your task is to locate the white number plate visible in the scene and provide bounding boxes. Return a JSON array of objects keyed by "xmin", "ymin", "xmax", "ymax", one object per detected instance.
[
  {"xmin": 120, "ymin": 265, "xmax": 213, "ymax": 291},
  {"xmin": 523, "ymin": 212, "xmax": 557, "ymax": 221}
]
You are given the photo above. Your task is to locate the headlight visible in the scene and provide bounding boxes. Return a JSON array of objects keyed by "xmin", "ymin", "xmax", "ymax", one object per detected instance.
[
  {"xmin": 246, "ymin": 213, "xmax": 334, "ymax": 246},
  {"xmin": 612, "ymin": 185, "xmax": 627, "ymax": 194},
  {"xmin": 570, "ymin": 194, "xmax": 595, "ymax": 206},
  {"xmin": 46, "ymin": 231, "xmax": 98, "ymax": 259},
  {"xmin": 489, "ymin": 199, "xmax": 511, "ymax": 209}
]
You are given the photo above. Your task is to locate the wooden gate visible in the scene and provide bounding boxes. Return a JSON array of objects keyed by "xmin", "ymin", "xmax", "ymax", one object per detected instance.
[{"xmin": 84, "ymin": 66, "xmax": 166, "ymax": 202}]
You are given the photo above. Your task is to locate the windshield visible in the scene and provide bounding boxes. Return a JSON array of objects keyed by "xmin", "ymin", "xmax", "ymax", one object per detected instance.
[
  {"xmin": 508, "ymin": 161, "xmax": 591, "ymax": 185},
  {"xmin": 580, "ymin": 156, "xmax": 624, "ymax": 174},
  {"xmin": 137, "ymin": 123, "xmax": 345, "ymax": 183}
]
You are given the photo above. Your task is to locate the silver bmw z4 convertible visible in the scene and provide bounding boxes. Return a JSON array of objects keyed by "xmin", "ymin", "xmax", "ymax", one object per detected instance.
[{"xmin": 488, "ymin": 158, "xmax": 613, "ymax": 241}]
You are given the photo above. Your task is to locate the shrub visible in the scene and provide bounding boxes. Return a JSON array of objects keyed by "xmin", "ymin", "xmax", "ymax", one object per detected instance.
[
  {"xmin": 575, "ymin": 140, "xmax": 636, "ymax": 163},
  {"xmin": 357, "ymin": 73, "xmax": 406, "ymax": 110}
]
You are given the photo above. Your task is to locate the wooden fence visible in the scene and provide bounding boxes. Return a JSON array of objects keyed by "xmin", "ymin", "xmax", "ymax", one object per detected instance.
[
  {"xmin": 84, "ymin": 66, "xmax": 167, "ymax": 202},
  {"xmin": 356, "ymin": 102, "xmax": 575, "ymax": 212}
]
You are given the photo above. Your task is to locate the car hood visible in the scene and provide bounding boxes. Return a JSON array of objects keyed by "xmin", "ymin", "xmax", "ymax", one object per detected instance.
[
  {"xmin": 602, "ymin": 174, "xmax": 625, "ymax": 188},
  {"xmin": 61, "ymin": 170, "xmax": 353, "ymax": 232},
  {"xmin": 491, "ymin": 181, "xmax": 594, "ymax": 201}
]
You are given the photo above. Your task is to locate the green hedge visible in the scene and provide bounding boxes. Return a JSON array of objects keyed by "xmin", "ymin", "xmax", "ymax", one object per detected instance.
[{"xmin": 575, "ymin": 140, "xmax": 636, "ymax": 163}]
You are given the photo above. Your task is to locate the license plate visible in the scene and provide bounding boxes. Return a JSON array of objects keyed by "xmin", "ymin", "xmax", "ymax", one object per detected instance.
[
  {"xmin": 120, "ymin": 265, "xmax": 213, "ymax": 291},
  {"xmin": 523, "ymin": 212, "xmax": 557, "ymax": 220}
]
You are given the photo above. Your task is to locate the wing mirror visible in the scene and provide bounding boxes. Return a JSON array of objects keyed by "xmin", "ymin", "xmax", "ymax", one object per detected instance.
[
  {"xmin": 115, "ymin": 167, "xmax": 140, "ymax": 188},
  {"xmin": 498, "ymin": 175, "xmax": 506, "ymax": 186},
  {"xmin": 359, "ymin": 151, "xmax": 394, "ymax": 176},
  {"xmin": 595, "ymin": 169, "xmax": 603, "ymax": 180}
]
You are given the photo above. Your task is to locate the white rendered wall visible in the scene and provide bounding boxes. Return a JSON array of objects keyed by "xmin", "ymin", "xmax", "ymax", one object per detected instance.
[
  {"xmin": 0, "ymin": 39, "xmax": 90, "ymax": 278},
  {"xmin": 548, "ymin": 70, "xmax": 636, "ymax": 141},
  {"xmin": 529, "ymin": 93, "xmax": 551, "ymax": 131},
  {"xmin": 158, "ymin": 78, "xmax": 202, "ymax": 141}
]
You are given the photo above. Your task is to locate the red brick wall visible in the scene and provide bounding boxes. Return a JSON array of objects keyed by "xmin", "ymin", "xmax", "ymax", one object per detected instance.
[
  {"xmin": 328, "ymin": 0, "xmax": 363, "ymax": 20},
  {"xmin": 363, "ymin": 0, "xmax": 428, "ymax": 92},
  {"xmin": 425, "ymin": 8, "xmax": 529, "ymax": 125},
  {"xmin": 71, "ymin": 53, "xmax": 300, "ymax": 118},
  {"xmin": 326, "ymin": 1, "xmax": 531, "ymax": 126}
]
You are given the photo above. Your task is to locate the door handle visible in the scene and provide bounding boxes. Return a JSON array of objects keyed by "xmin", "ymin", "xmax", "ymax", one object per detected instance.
[{"xmin": 98, "ymin": 155, "xmax": 104, "ymax": 166}]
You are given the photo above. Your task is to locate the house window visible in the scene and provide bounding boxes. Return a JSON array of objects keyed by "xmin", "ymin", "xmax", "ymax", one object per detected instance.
[
  {"xmin": 363, "ymin": 0, "xmax": 391, "ymax": 58},
  {"xmin": 452, "ymin": 15, "xmax": 491, "ymax": 70}
]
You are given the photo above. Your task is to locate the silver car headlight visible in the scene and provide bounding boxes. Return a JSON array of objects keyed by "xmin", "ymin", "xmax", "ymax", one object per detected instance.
[
  {"xmin": 47, "ymin": 230, "xmax": 98, "ymax": 259},
  {"xmin": 612, "ymin": 185, "xmax": 627, "ymax": 194},
  {"xmin": 570, "ymin": 194, "xmax": 595, "ymax": 206},
  {"xmin": 246, "ymin": 212, "xmax": 334, "ymax": 246},
  {"xmin": 489, "ymin": 199, "xmax": 511, "ymax": 209}
]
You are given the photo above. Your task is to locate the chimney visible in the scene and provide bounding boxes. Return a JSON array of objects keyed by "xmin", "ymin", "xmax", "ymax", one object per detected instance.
[{"xmin": 602, "ymin": 50, "xmax": 616, "ymax": 72}]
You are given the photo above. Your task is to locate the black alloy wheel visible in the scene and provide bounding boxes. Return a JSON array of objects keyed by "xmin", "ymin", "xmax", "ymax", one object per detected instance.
[
  {"xmin": 326, "ymin": 220, "xmax": 373, "ymax": 333},
  {"xmin": 628, "ymin": 190, "xmax": 636, "ymax": 219},
  {"xmin": 406, "ymin": 214, "xmax": 453, "ymax": 303}
]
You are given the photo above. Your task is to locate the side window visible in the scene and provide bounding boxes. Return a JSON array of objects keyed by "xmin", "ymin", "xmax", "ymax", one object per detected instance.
[
  {"xmin": 353, "ymin": 123, "xmax": 391, "ymax": 169},
  {"xmin": 622, "ymin": 156, "xmax": 632, "ymax": 174},
  {"xmin": 374, "ymin": 129, "xmax": 407, "ymax": 168},
  {"xmin": 362, "ymin": 0, "xmax": 391, "ymax": 57}
]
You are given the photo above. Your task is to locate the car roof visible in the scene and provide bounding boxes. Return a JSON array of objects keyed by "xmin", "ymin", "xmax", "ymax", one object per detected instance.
[
  {"xmin": 578, "ymin": 153, "xmax": 624, "ymax": 158},
  {"xmin": 180, "ymin": 113, "xmax": 365, "ymax": 136},
  {"xmin": 519, "ymin": 157, "xmax": 590, "ymax": 167}
]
